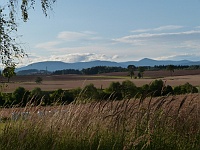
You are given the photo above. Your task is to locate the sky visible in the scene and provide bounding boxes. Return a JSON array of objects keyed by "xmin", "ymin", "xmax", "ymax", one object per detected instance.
[{"xmin": 5, "ymin": 0, "xmax": 200, "ymax": 66}]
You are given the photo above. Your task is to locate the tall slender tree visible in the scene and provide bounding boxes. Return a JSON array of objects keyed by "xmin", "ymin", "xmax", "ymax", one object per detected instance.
[
  {"xmin": 127, "ymin": 65, "xmax": 136, "ymax": 79},
  {"xmin": 138, "ymin": 66, "xmax": 145, "ymax": 78},
  {"xmin": 167, "ymin": 65, "xmax": 174, "ymax": 76}
]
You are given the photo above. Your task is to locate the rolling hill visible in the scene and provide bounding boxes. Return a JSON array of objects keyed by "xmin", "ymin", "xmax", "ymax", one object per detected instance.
[{"xmin": 16, "ymin": 58, "xmax": 200, "ymax": 72}]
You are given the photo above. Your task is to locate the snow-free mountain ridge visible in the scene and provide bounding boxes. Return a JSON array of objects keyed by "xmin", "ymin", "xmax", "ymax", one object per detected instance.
[{"xmin": 16, "ymin": 58, "xmax": 200, "ymax": 72}]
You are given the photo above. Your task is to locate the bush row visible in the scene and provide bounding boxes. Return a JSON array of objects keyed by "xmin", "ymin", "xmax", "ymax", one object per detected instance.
[{"xmin": 0, "ymin": 80, "xmax": 198, "ymax": 107}]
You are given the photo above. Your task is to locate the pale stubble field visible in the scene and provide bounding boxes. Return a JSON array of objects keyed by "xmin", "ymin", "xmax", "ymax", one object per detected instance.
[{"xmin": 1, "ymin": 71, "xmax": 200, "ymax": 93}]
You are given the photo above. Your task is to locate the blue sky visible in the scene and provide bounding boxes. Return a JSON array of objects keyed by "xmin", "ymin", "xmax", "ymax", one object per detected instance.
[{"xmin": 11, "ymin": 0, "xmax": 200, "ymax": 66}]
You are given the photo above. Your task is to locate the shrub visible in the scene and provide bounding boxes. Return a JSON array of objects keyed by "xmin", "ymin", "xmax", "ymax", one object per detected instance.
[
  {"xmin": 162, "ymin": 85, "xmax": 174, "ymax": 95},
  {"xmin": 0, "ymin": 93, "xmax": 5, "ymax": 106},
  {"xmin": 12, "ymin": 87, "xmax": 29, "ymax": 106},
  {"xmin": 35, "ymin": 77, "xmax": 43, "ymax": 84},
  {"xmin": 50, "ymin": 89, "xmax": 64, "ymax": 102},
  {"xmin": 174, "ymin": 82, "xmax": 198, "ymax": 95},
  {"xmin": 183, "ymin": 82, "xmax": 198, "ymax": 93},
  {"xmin": 81, "ymin": 84, "xmax": 99, "ymax": 101},
  {"xmin": 174, "ymin": 86, "xmax": 182, "ymax": 95},
  {"xmin": 70, "ymin": 87, "xmax": 82, "ymax": 98},
  {"xmin": 50, "ymin": 89, "xmax": 74, "ymax": 104},
  {"xmin": 121, "ymin": 80, "xmax": 138, "ymax": 99},
  {"xmin": 30, "ymin": 87, "xmax": 43, "ymax": 105},
  {"xmin": 105, "ymin": 82, "xmax": 122, "ymax": 100},
  {"xmin": 138, "ymin": 84, "xmax": 151, "ymax": 98},
  {"xmin": 149, "ymin": 79, "xmax": 164, "ymax": 97}
]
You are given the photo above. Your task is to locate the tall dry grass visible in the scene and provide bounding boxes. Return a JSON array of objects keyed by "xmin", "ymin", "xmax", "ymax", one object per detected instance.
[{"xmin": 0, "ymin": 93, "xmax": 199, "ymax": 150}]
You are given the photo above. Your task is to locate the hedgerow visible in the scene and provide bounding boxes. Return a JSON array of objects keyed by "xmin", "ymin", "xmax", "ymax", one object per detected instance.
[{"xmin": 0, "ymin": 80, "xmax": 198, "ymax": 107}]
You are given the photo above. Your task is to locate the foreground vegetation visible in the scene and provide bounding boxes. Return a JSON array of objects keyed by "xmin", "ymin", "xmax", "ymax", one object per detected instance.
[{"xmin": 0, "ymin": 94, "xmax": 199, "ymax": 149}]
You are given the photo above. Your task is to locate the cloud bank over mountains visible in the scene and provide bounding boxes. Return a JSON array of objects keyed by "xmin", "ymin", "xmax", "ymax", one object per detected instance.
[{"xmin": 22, "ymin": 25, "xmax": 200, "ymax": 67}]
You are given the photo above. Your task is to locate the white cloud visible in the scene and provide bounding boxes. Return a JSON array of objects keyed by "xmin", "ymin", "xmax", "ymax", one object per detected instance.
[
  {"xmin": 31, "ymin": 27, "xmax": 200, "ymax": 64},
  {"xmin": 57, "ymin": 31, "xmax": 99, "ymax": 41},
  {"xmin": 49, "ymin": 53, "xmax": 109, "ymax": 62},
  {"xmin": 34, "ymin": 40, "xmax": 116, "ymax": 56},
  {"xmin": 112, "ymin": 55, "xmax": 119, "ymax": 59},
  {"xmin": 155, "ymin": 53, "xmax": 200, "ymax": 61},
  {"xmin": 155, "ymin": 55, "xmax": 182, "ymax": 60},
  {"xmin": 18, "ymin": 53, "xmax": 120, "ymax": 66},
  {"xmin": 35, "ymin": 31, "xmax": 104, "ymax": 52},
  {"xmin": 131, "ymin": 25, "xmax": 183, "ymax": 33},
  {"xmin": 153, "ymin": 25, "xmax": 183, "ymax": 31},
  {"xmin": 132, "ymin": 30, "xmax": 200, "ymax": 39},
  {"xmin": 131, "ymin": 29, "xmax": 151, "ymax": 33},
  {"xmin": 113, "ymin": 38, "xmax": 145, "ymax": 45},
  {"xmin": 175, "ymin": 40, "xmax": 200, "ymax": 50},
  {"xmin": 114, "ymin": 30, "xmax": 200, "ymax": 45}
]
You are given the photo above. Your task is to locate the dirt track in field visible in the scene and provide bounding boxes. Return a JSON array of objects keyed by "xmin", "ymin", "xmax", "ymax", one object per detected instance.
[{"xmin": 0, "ymin": 70, "xmax": 200, "ymax": 92}]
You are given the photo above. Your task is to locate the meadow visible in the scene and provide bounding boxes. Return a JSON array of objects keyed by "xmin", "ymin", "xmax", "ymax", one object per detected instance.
[
  {"xmin": 0, "ymin": 70, "xmax": 199, "ymax": 149},
  {"xmin": 0, "ymin": 93, "xmax": 199, "ymax": 149}
]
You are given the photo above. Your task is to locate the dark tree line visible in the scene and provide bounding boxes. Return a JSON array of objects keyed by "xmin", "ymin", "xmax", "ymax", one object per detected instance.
[
  {"xmin": 0, "ymin": 80, "xmax": 198, "ymax": 107},
  {"xmin": 52, "ymin": 66, "xmax": 127, "ymax": 75},
  {"xmin": 15, "ymin": 64, "xmax": 200, "ymax": 76},
  {"xmin": 81, "ymin": 66, "xmax": 127, "ymax": 75},
  {"xmin": 52, "ymin": 65, "xmax": 200, "ymax": 75},
  {"xmin": 53, "ymin": 69, "xmax": 82, "ymax": 75},
  {"xmin": 153, "ymin": 65, "xmax": 200, "ymax": 70}
]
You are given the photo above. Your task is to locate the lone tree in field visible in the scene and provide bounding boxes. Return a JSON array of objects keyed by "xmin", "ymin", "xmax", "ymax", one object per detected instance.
[
  {"xmin": 2, "ymin": 66, "xmax": 16, "ymax": 82},
  {"xmin": 35, "ymin": 77, "xmax": 43, "ymax": 84},
  {"xmin": 167, "ymin": 65, "xmax": 174, "ymax": 76},
  {"xmin": 127, "ymin": 65, "xmax": 136, "ymax": 79},
  {"xmin": 0, "ymin": 0, "xmax": 56, "ymax": 66},
  {"xmin": 138, "ymin": 66, "xmax": 145, "ymax": 78}
]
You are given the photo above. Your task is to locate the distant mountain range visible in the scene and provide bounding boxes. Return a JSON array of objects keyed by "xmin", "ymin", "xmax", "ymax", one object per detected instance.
[
  {"xmin": 16, "ymin": 58, "xmax": 200, "ymax": 72},
  {"xmin": 121, "ymin": 58, "xmax": 200, "ymax": 67}
]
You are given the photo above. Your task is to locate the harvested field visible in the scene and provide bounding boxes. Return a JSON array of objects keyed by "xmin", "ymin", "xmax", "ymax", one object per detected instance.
[
  {"xmin": 0, "ymin": 70, "xmax": 200, "ymax": 92},
  {"xmin": 100, "ymin": 69, "xmax": 200, "ymax": 77}
]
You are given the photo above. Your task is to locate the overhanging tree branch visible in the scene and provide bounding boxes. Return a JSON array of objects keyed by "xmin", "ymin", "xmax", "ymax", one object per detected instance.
[{"xmin": 0, "ymin": 0, "xmax": 56, "ymax": 66}]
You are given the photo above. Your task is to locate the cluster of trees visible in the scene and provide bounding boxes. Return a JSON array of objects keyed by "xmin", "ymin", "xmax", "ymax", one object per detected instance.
[
  {"xmin": 0, "ymin": 80, "xmax": 198, "ymax": 107},
  {"xmin": 102, "ymin": 80, "xmax": 198, "ymax": 100},
  {"xmin": 0, "ymin": 87, "xmax": 75, "ymax": 107},
  {"xmin": 53, "ymin": 66, "xmax": 127, "ymax": 75},
  {"xmin": 17, "ymin": 69, "xmax": 51, "ymax": 75},
  {"xmin": 53, "ymin": 69, "xmax": 82, "ymax": 75},
  {"xmin": 153, "ymin": 65, "xmax": 200, "ymax": 70},
  {"xmin": 81, "ymin": 66, "xmax": 127, "ymax": 75},
  {"xmin": 127, "ymin": 65, "xmax": 145, "ymax": 79}
]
